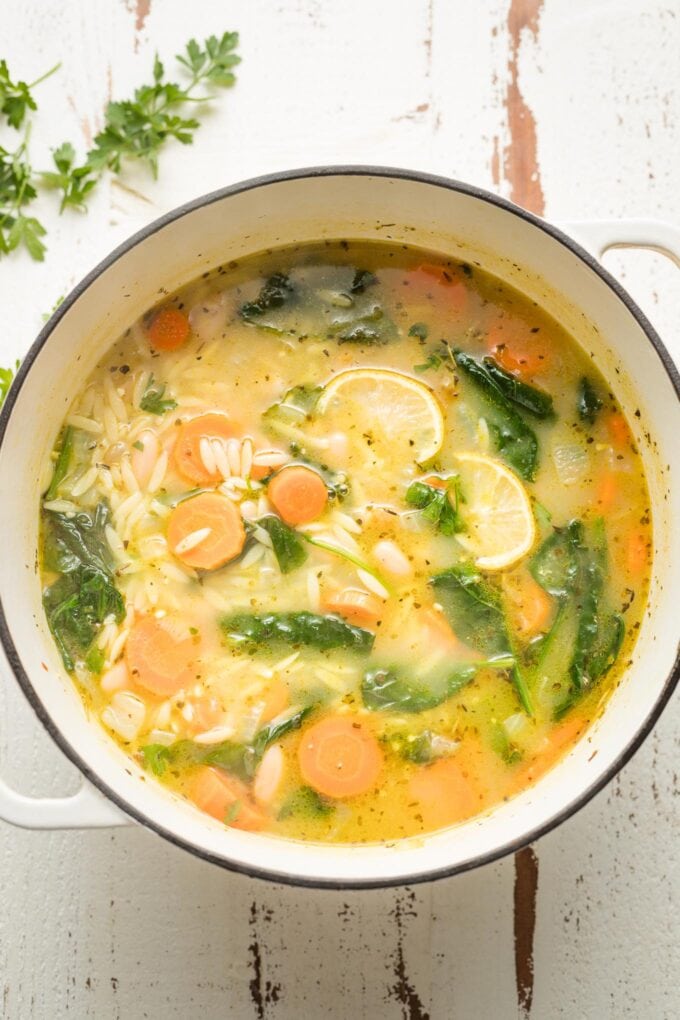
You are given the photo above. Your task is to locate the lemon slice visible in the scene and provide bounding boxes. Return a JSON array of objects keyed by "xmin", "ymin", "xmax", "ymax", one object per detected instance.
[
  {"xmin": 317, "ymin": 368, "xmax": 444, "ymax": 464},
  {"xmin": 454, "ymin": 452, "xmax": 535, "ymax": 571}
]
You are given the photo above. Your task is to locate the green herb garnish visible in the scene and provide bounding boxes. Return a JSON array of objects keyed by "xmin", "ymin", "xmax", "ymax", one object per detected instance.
[{"xmin": 140, "ymin": 374, "xmax": 177, "ymax": 415}]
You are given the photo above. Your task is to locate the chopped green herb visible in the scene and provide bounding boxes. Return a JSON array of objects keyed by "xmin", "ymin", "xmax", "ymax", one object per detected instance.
[
  {"xmin": 240, "ymin": 273, "xmax": 295, "ymax": 320},
  {"xmin": 405, "ymin": 477, "xmax": 465, "ymax": 535},
  {"xmin": 577, "ymin": 376, "xmax": 603, "ymax": 425},
  {"xmin": 278, "ymin": 786, "xmax": 334, "ymax": 819},
  {"xmin": 0, "ymin": 359, "xmax": 19, "ymax": 409},
  {"xmin": 132, "ymin": 440, "xmax": 144, "ymax": 452},
  {"xmin": 224, "ymin": 800, "xmax": 242, "ymax": 825},
  {"xmin": 408, "ymin": 322, "xmax": 429, "ymax": 341},
  {"xmin": 350, "ymin": 269, "xmax": 377, "ymax": 294},
  {"xmin": 140, "ymin": 374, "xmax": 177, "ymax": 415}
]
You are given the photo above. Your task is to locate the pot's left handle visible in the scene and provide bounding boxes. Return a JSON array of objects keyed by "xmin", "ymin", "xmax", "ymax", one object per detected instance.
[
  {"xmin": 0, "ymin": 776, "xmax": 132, "ymax": 829},
  {"xmin": 561, "ymin": 218, "xmax": 680, "ymax": 266}
]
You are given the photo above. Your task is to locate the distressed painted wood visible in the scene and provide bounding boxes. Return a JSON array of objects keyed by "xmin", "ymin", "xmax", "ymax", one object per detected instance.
[{"xmin": 1, "ymin": 2, "xmax": 678, "ymax": 1017}]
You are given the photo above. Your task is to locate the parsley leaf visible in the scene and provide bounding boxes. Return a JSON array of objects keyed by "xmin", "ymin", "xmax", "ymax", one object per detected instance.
[
  {"xmin": 0, "ymin": 59, "xmax": 59, "ymax": 129},
  {"xmin": 43, "ymin": 31, "xmax": 241, "ymax": 211},
  {"xmin": 140, "ymin": 374, "xmax": 177, "ymax": 415},
  {"xmin": 0, "ymin": 359, "xmax": 19, "ymax": 409}
]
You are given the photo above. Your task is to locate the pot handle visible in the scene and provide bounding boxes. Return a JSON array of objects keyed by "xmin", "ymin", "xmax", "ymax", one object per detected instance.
[
  {"xmin": 0, "ymin": 776, "xmax": 132, "ymax": 830},
  {"xmin": 562, "ymin": 218, "xmax": 680, "ymax": 266}
]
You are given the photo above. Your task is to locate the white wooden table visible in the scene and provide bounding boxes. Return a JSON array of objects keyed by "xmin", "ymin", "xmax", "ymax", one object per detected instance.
[{"xmin": 1, "ymin": 2, "xmax": 679, "ymax": 1017}]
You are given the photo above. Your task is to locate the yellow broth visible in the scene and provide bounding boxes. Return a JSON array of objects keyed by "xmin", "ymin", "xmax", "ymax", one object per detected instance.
[{"xmin": 39, "ymin": 241, "xmax": 652, "ymax": 842}]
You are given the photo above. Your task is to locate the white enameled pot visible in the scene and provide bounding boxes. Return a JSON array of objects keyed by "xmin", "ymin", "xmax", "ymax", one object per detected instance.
[{"xmin": 1, "ymin": 168, "xmax": 679, "ymax": 888}]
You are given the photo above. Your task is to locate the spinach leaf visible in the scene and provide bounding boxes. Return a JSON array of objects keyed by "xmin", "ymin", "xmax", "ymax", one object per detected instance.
[
  {"xmin": 350, "ymin": 269, "xmax": 377, "ymax": 294},
  {"xmin": 408, "ymin": 322, "xmax": 429, "ymax": 341},
  {"xmin": 253, "ymin": 705, "xmax": 315, "ymax": 757},
  {"xmin": 577, "ymin": 377, "xmax": 603, "ymax": 425},
  {"xmin": 278, "ymin": 786, "xmax": 334, "ymax": 819},
  {"xmin": 405, "ymin": 477, "xmax": 465, "ymax": 535},
  {"xmin": 257, "ymin": 515, "xmax": 308, "ymax": 574},
  {"xmin": 530, "ymin": 519, "xmax": 625, "ymax": 716},
  {"xmin": 489, "ymin": 721, "xmax": 523, "ymax": 765},
  {"xmin": 329, "ymin": 303, "xmax": 397, "ymax": 346},
  {"xmin": 430, "ymin": 564, "xmax": 509, "ymax": 657},
  {"xmin": 43, "ymin": 567, "xmax": 124, "ymax": 671},
  {"xmin": 141, "ymin": 706, "xmax": 318, "ymax": 782},
  {"xmin": 383, "ymin": 729, "xmax": 459, "ymax": 764},
  {"xmin": 431, "ymin": 565, "xmax": 533, "ymax": 714},
  {"xmin": 529, "ymin": 521, "xmax": 582, "ymax": 597},
  {"xmin": 42, "ymin": 503, "xmax": 124, "ymax": 671},
  {"xmin": 454, "ymin": 350, "xmax": 538, "ymax": 481},
  {"xmin": 139, "ymin": 374, "xmax": 177, "ymax": 415},
  {"xmin": 240, "ymin": 273, "xmax": 295, "ymax": 321},
  {"xmin": 42, "ymin": 503, "xmax": 115, "ymax": 577},
  {"xmin": 362, "ymin": 661, "xmax": 490, "ymax": 713},
  {"xmin": 481, "ymin": 356, "xmax": 555, "ymax": 419},
  {"xmin": 220, "ymin": 611, "xmax": 375, "ymax": 653},
  {"xmin": 44, "ymin": 426, "xmax": 73, "ymax": 500}
]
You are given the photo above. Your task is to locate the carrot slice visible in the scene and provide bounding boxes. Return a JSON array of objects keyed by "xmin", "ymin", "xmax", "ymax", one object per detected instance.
[
  {"xmin": 409, "ymin": 264, "xmax": 469, "ymax": 314},
  {"xmin": 186, "ymin": 694, "xmax": 224, "ymax": 735},
  {"xmin": 259, "ymin": 677, "xmax": 290, "ymax": 724},
  {"xmin": 420, "ymin": 607, "xmax": 459, "ymax": 653},
  {"xmin": 298, "ymin": 716, "xmax": 383, "ymax": 799},
  {"xmin": 167, "ymin": 492, "xmax": 246, "ymax": 570},
  {"xmin": 126, "ymin": 616, "xmax": 197, "ymax": 696},
  {"xmin": 147, "ymin": 308, "xmax": 190, "ymax": 351},
  {"xmin": 172, "ymin": 413, "xmax": 241, "ymax": 485},
  {"xmin": 502, "ymin": 570, "xmax": 554, "ymax": 639},
  {"xmin": 626, "ymin": 530, "xmax": 649, "ymax": 573},
  {"xmin": 596, "ymin": 470, "xmax": 618, "ymax": 513},
  {"xmin": 190, "ymin": 767, "xmax": 266, "ymax": 831},
  {"xmin": 487, "ymin": 318, "xmax": 550, "ymax": 377},
  {"xmin": 509, "ymin": 714, "xmax": 588, "ymax": 793},
  {"xmin": 267, "ymin": 465, "xmax": 328, "ymax": 526},
  {"xmin": 322, "ymin": 589, "xmax": 384, "ymax": 628},
  {"xmin": 606, "ymin": 412, "xmax": 631, "ymax": 449},
  {"xmin": 409, "ymin": 756, "xmax": 479, "ymax": 829}
]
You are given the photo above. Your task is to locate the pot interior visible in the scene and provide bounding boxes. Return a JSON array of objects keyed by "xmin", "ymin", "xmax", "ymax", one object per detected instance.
[{"xmin": 1, "ymin": 171, "xmax": 678, "ymax": 886}]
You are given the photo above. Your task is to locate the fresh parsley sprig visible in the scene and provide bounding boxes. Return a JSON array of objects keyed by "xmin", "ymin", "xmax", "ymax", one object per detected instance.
[
  {"xmin": 43, "ymin": 32, "xmax": 240, "ymax": 211},
  {"xmin": 0, "ymin": 33, "xmax": 240, "ymax": 260},
  {"xmin": 0, "ymin": 58, "xmax": 59, "ymax": 129}
]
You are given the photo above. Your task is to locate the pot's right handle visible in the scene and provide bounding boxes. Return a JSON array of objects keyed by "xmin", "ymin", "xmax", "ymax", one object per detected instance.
[
  {"xmin": 0, "ymin": 774, "xmax": 132, "ymax": 829},
  {"xmin": 562, "ymin": 218, "xmax": 680, "ymax": 267}
]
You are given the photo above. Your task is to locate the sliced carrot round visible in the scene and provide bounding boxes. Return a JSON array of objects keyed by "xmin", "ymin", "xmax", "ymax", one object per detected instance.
[
  {"xmin": 409, "ymin": 756, "xmax": 479, "ymax": 829},
  {"xmin": 267, "ymin": 465, "xmax": 328, "ymax": 526},
  {"xmin": 167, "ymin": 492, "xmax": 246, "ymax": 570},
  {"xmin": 322, "ymin": 589, "xmax": 384, "ymax": 628},
  {"xmin": 502, "ymin": 570, "xmax": 554, "ymax": 639},
  {"xmin": 147, "ymin": 308, "xmax": 190, "ymax": 351},
  {"xmin": 298, "ymin": 715, "xmax": 383, "ymax": 799},
  {"xmin": 409, "ymin": 264, "xmax": 469, "ymax": 314},
  {"xmin": 172, "ymin": 413, "xmax": 241, "ymax": 485},
  {"xmin": 487, "ymin": 318, "xmax": 551, "ymax": 377},
  {"xmin": 596, "ymin": 470, "xmax": 618, "ymax": 513},
  {"xmin": 420, "ymin": 607, "xmax": 459, "ymax": 653},
  {"xmin": 126, "ymin": 616, "xmax": 197, "ymax": 696},
  {"xmin": 190, "ymin": 767, "xmax": 266, "ymax": 831},
  {"xmin": 605, "ymin": 411, "xmax": 631, "ymax": 450}
]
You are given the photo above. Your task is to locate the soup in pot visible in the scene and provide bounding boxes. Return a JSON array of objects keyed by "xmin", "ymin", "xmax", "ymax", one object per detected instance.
[{"xmin": 39, "ymin": 241, "xmax": 652, "ymax": 842}]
